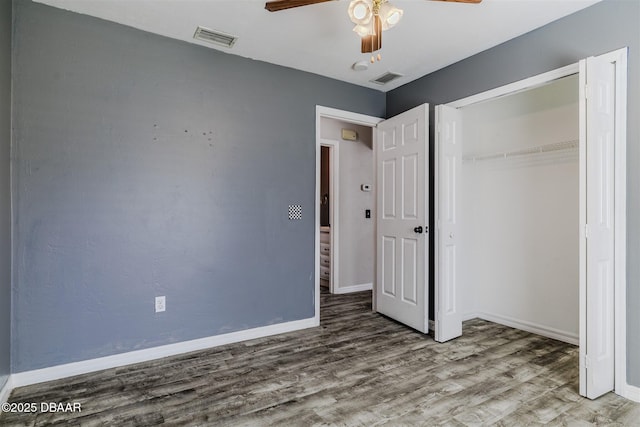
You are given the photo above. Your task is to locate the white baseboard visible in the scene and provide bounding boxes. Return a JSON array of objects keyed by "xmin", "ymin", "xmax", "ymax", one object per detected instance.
[
  {"xmin": 617, "ymin": 382, "xmax": 640, "ymax": 403},
  {"xmin": 11, "ymin": 317, "xmax": 318, "ymax": 388},
  {"xmin": 333, "ymin": 282, "xmax": 372, "ymax": 294},
  {"xmin": 0, "ymin": 375, "xmax": 12, "ymax": 404},
  {"xmin": 475, "ymin": 312, "xmax": 578, "ymax": 345},
  {"xmin": 462, "ymin": 312, "xmax": 479, "ymax": 322}
]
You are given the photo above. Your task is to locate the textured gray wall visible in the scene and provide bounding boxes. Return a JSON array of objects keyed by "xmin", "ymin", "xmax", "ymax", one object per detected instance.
[
  {"xmin": 12, "ymin": 0, "xmax": 384, "ymax": 372},
  {"xmin": 387, "ymin": 0, "xmax": 640, "ymax": 386},
  {"xmin": 0, "ymin": 0, "xmax": 11, "ymax": 389}
]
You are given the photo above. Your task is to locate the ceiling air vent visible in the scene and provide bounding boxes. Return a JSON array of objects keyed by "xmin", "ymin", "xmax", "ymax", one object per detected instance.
[
  {"xmin": 371, "ymin": 72, "xmax": 403, "ymax": 85},
  {"xmin": 193, "ymin": 26, "xmax": 238, "ymax": 48}
]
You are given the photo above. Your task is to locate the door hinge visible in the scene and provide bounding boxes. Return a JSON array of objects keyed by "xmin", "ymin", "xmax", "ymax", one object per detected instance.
[
  {"xmin": 585, "ymin": 224, "xmax": 591, "ymax": 239},
  {"xmin": 584, "ymin": 84, "xmax": 589, "ymax": 100},
  {"xmin": 585, "ymin": 355, "xmax": 591, "ymax": 369}
]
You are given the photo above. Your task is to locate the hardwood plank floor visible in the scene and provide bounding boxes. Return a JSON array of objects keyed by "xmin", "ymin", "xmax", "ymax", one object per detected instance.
[{"xmin": 2, "ymin": 290, "xmax": 639, "ymax": 426}]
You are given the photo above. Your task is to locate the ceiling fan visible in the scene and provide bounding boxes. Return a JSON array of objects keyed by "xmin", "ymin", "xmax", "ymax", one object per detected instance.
[{"xmin": 265, "ymin": 0, "xmax": 482, "ymax": 62}]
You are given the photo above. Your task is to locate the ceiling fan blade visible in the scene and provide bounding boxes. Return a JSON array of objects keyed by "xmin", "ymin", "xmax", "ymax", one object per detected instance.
[
  {"xmin": 265, "ymin": 0, "xmax": 336, "ymax": 12},
  {"xmin": 430, "ymin": 0, "xmax": 482, "ymax": 3}
]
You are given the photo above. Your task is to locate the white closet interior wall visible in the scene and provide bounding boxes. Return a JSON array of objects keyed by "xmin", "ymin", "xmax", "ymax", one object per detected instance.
[{"xmin": 460, "ymin": 75, "xmax": 580, "ymax": 342}]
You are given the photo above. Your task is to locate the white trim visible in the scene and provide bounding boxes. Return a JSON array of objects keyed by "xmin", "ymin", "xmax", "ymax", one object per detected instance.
[
  {"xmin": 315, "ymin": 114, "xmax": 321, "ymax": 325},
  {"xmin": 605, "ymin": 47, "xmax": 628, "ymax": 400},
  {"xmin": 372, "ymin": 125, "xmax": 379, "ymax": 313},
  {"xmin": 315, "ymin": 106, "xmax": 382, "ymax": 320},
  {"xmin": 618, "ymin": 383, "xmax": 640, "ymax": 403},
  {"xmin": 447, "ymin": 63, "xmax": 579, "ymax": 109},
  {"xmin": 333, "ymin": 282, "xmax": 372, "ymax": 294},
  {"xmin": 462, "ymin": 312, "xmax": 478, "ymax": 322},
  {"xmin": 316, "ymin": 106, "xmax": 384, "ymax": 128},
  {"xmin": 578, "ymin": 57, "xmax": 588, "ymax": 396},
  {"xmin": 11, "ymin": 317, "xmax": 316, "ymax": 388},
  {"xmin": 476, "ymin": 312, "xmax": 579, "ymax": 346},
  {"xmin": 0, "ymin": 375, "xmax": 12, "ymax": 404}
]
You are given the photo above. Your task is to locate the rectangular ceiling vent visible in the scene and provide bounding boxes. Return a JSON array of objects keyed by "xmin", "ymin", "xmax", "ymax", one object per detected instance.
[
  {"xmin": 371, "ymin": 72, "xmax": 403, "ymax": 85},
  {"xmin": 193, "ymin": 26, "xmax": 238, "ymax": 48}
]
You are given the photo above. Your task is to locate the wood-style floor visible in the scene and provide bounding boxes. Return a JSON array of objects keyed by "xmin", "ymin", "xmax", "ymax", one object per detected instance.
[{"xmin": 2, "ymin": 290, "xmax": 639, "ymax": 426}]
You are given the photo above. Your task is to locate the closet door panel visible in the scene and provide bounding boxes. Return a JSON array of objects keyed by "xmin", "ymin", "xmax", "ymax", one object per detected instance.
[
  {"xmin": 435, "ymin": 105, "xmax": 463, "ymax": 343},
  {"xmin": 580, "ymin": 55, "xmax": 615, "ymax": 400}
]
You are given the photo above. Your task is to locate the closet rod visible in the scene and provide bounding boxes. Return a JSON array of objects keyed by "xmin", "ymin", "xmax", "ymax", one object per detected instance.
[{"xmin": 463, "ymin": 139, "xmax": 578, "ymax": 163}]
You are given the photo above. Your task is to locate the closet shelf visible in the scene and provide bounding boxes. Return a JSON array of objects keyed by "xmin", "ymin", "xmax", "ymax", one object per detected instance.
[{"xmin": 463, "ymin": 139, "xmax": 578, "ymax": 163}]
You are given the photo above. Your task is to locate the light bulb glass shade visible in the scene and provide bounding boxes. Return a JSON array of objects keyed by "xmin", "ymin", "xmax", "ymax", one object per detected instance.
[
  {"xmin": 379, "ymin": 3, "xmax": 403, "ymax": 30},
  {"xmin": 348, "ymin": 0, "xmax": 372, "ymax": 25},
  {"xmin": 353, "ymin": 24, "xmax": 373, "ymax": 37}
]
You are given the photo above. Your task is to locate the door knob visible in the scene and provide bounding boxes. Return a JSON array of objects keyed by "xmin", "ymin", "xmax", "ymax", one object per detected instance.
[{"xmin": 414, "ymin": 226, "xmax": 423, "ymax": 234}]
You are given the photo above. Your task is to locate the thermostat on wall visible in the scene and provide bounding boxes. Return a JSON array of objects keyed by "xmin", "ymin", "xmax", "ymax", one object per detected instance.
[{"xmin": 361, "ymin": 184, "xmax": 372, "ymax": 192}]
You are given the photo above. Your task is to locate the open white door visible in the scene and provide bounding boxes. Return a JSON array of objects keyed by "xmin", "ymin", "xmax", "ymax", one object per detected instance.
[
  {"xmin": 375, "ymin": 104, "xmax": 429, "ymax": 333},
  {"xmin": 579, "ymin": 56, "xmax": 616, "ymax": 399},
  {"xmin": 434, "ymin": 105, "xmax": 462, "ymax": 343}
]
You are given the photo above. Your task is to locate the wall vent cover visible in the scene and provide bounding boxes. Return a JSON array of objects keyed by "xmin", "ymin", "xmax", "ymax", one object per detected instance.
[
  {"xmin": 193, "ymin": 26, "xmax": 238, "ymax": 48},
  {"xmin": 370, "ymin": 72, "xmax": 403, "ymax": 85}
]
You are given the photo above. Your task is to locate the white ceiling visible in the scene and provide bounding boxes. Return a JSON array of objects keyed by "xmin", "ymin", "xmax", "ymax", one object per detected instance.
[{"xmin": 34, "ymin": 0, "xmax": 600, "ymax": 92}]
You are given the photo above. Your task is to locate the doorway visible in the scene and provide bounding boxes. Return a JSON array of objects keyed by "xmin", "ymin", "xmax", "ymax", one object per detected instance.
[{"xmin": 315, "ymin": 108, "xmax": 381, "ymax": 309}]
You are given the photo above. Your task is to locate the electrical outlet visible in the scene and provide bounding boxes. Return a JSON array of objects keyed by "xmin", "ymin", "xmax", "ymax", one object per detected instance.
[{"xmin": 155, "ymin": 296, "xmax": 166, "ymax": 313}]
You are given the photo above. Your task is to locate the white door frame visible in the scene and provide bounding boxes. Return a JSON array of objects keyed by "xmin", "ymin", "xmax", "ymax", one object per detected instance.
[
  {"xmin": 314, "ymin": 106, "xmax": 383, "ymax": 323},
  {"xmin": 444, "ymin": 48, "xmax": 631, "ymax": 401}
]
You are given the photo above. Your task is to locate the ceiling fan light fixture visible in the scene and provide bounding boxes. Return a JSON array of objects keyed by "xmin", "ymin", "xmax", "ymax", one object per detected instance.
[
  {"xmin": 348, "ymin": 0, "xmax": 372, "ymax": 25},
  {"xmin": 379, "ymin": 2, "xmax": 403, "ymax": 30},
  {"xmin": 353, "ymin": 24, "xmax": 374, "ymax": 37}
]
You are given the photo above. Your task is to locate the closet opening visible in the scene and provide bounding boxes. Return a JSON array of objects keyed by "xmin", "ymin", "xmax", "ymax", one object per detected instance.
[
  {"xmin": 458, "ymin": 74, "xmax": 581, "ymax": 346},
  {"xmin": 436, "ymin": 48, "xmax": 628, "ymax": 400}
]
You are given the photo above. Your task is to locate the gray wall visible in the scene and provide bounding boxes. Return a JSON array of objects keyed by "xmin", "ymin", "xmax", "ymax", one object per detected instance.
[
  {"xmin": 0, "ymin": 0, "xmax": 11, "ymax": 390},
  {"xmin": 11, "ymin": 0, "xmax": 384, "ymax": 372},
  {"xmin": 387, "ymin": 0, "xmax": 640, "ymax": 386}
]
